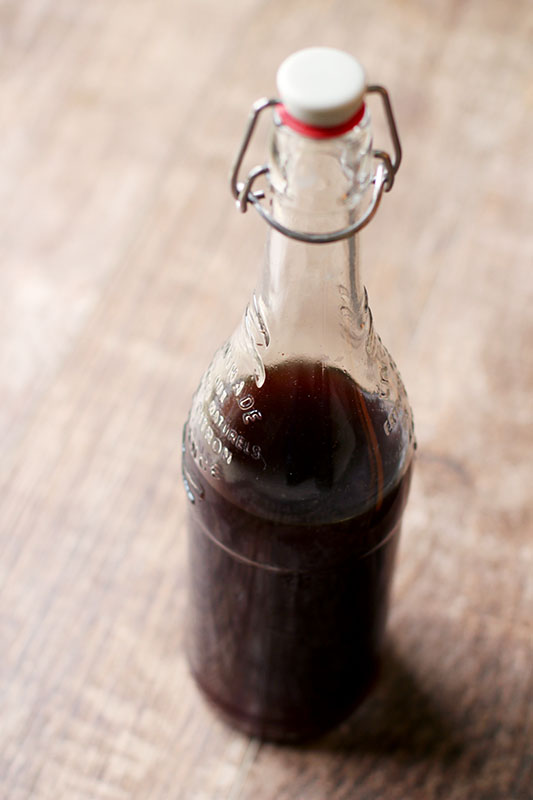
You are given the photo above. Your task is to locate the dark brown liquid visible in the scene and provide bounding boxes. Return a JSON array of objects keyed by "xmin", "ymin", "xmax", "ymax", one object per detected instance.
[{"xmin": 183, "ymin": 360, "xmax": 412, "ymax": 742}]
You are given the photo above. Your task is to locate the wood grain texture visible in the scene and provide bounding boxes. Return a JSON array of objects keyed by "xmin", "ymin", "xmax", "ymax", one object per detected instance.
[{"xmin": 0, "ymin": 0, "xmax": 532, "ymax": 798}]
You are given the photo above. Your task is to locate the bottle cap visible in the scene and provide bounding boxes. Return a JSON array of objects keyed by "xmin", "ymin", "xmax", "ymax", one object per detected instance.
[{"xmin": 276, "ymin": 47, "xmax": 366, "ymax": 129}]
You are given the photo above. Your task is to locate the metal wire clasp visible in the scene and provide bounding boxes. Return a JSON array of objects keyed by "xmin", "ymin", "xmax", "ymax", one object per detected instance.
[{"xmin": 229, "ymin": 86, "xmax": 402, "ymax": 244}]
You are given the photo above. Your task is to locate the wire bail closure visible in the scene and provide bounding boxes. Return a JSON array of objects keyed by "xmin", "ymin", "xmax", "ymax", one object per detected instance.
[{"xmin": 230, "ymin": 86, "xmax": 402, "ymax": 244}]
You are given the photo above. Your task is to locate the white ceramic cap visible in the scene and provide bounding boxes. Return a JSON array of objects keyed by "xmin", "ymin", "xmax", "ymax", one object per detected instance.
[{"xmin": 276, "ymin": 47, "xmax": 366, "ymax": 128}]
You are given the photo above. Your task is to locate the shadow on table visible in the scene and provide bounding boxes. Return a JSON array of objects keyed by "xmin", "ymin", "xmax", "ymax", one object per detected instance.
[{"xmin": 314, "ymin": 645, "xmax": 464, "ymax": 763}]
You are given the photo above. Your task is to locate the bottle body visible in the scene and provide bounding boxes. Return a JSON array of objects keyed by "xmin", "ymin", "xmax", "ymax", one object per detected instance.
[
  {"xmin": 182, "ymin": 105, "xmax": 415, "ymax": 741},
  {"xmin": 183, "ymin": 359, "xmax": 412, "ymax": 741}
]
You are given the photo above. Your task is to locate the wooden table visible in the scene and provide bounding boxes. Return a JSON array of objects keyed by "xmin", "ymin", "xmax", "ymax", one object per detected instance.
[{"xmin": 1, "ymin": 1, "xmax": 532, "ymax": 797}]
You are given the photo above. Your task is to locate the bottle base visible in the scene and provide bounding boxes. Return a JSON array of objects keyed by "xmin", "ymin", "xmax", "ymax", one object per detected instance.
[{"xmin": 190, "ymin": 662, "xmax": 380, "ymax": 744}]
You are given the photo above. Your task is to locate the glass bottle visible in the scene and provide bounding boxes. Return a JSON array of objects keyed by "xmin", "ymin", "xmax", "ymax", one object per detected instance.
[{"xmin": 182, "ymin": 48, "xmax": 415, "ymax": 742}]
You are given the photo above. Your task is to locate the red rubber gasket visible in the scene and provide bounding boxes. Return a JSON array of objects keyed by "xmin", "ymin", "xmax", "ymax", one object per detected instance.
[{"xmin": 276, "ymin": 103, "xmax": 366, "ymax": 139}]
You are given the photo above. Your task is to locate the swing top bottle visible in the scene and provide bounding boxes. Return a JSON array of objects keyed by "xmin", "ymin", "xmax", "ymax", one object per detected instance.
[{"xmin": 182, "ymin": 47, "xmax": 415, "ymax": 742}]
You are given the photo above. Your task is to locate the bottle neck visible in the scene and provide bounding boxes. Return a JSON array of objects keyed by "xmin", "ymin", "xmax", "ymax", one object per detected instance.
[{"xmin": 256, "ymin": 110, "xmax": 373, "ymax": 364}]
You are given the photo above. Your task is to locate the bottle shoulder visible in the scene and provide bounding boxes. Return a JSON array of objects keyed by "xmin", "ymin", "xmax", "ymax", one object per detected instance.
[{"xmin": 184, "ymin": 349, "xmax": 414, "ymax": 525}]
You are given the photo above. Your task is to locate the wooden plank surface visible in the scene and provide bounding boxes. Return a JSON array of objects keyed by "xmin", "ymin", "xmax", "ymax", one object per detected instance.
[{"xmin": 1, "ymin": 1, "xmax": 532, "ymax": 798}]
